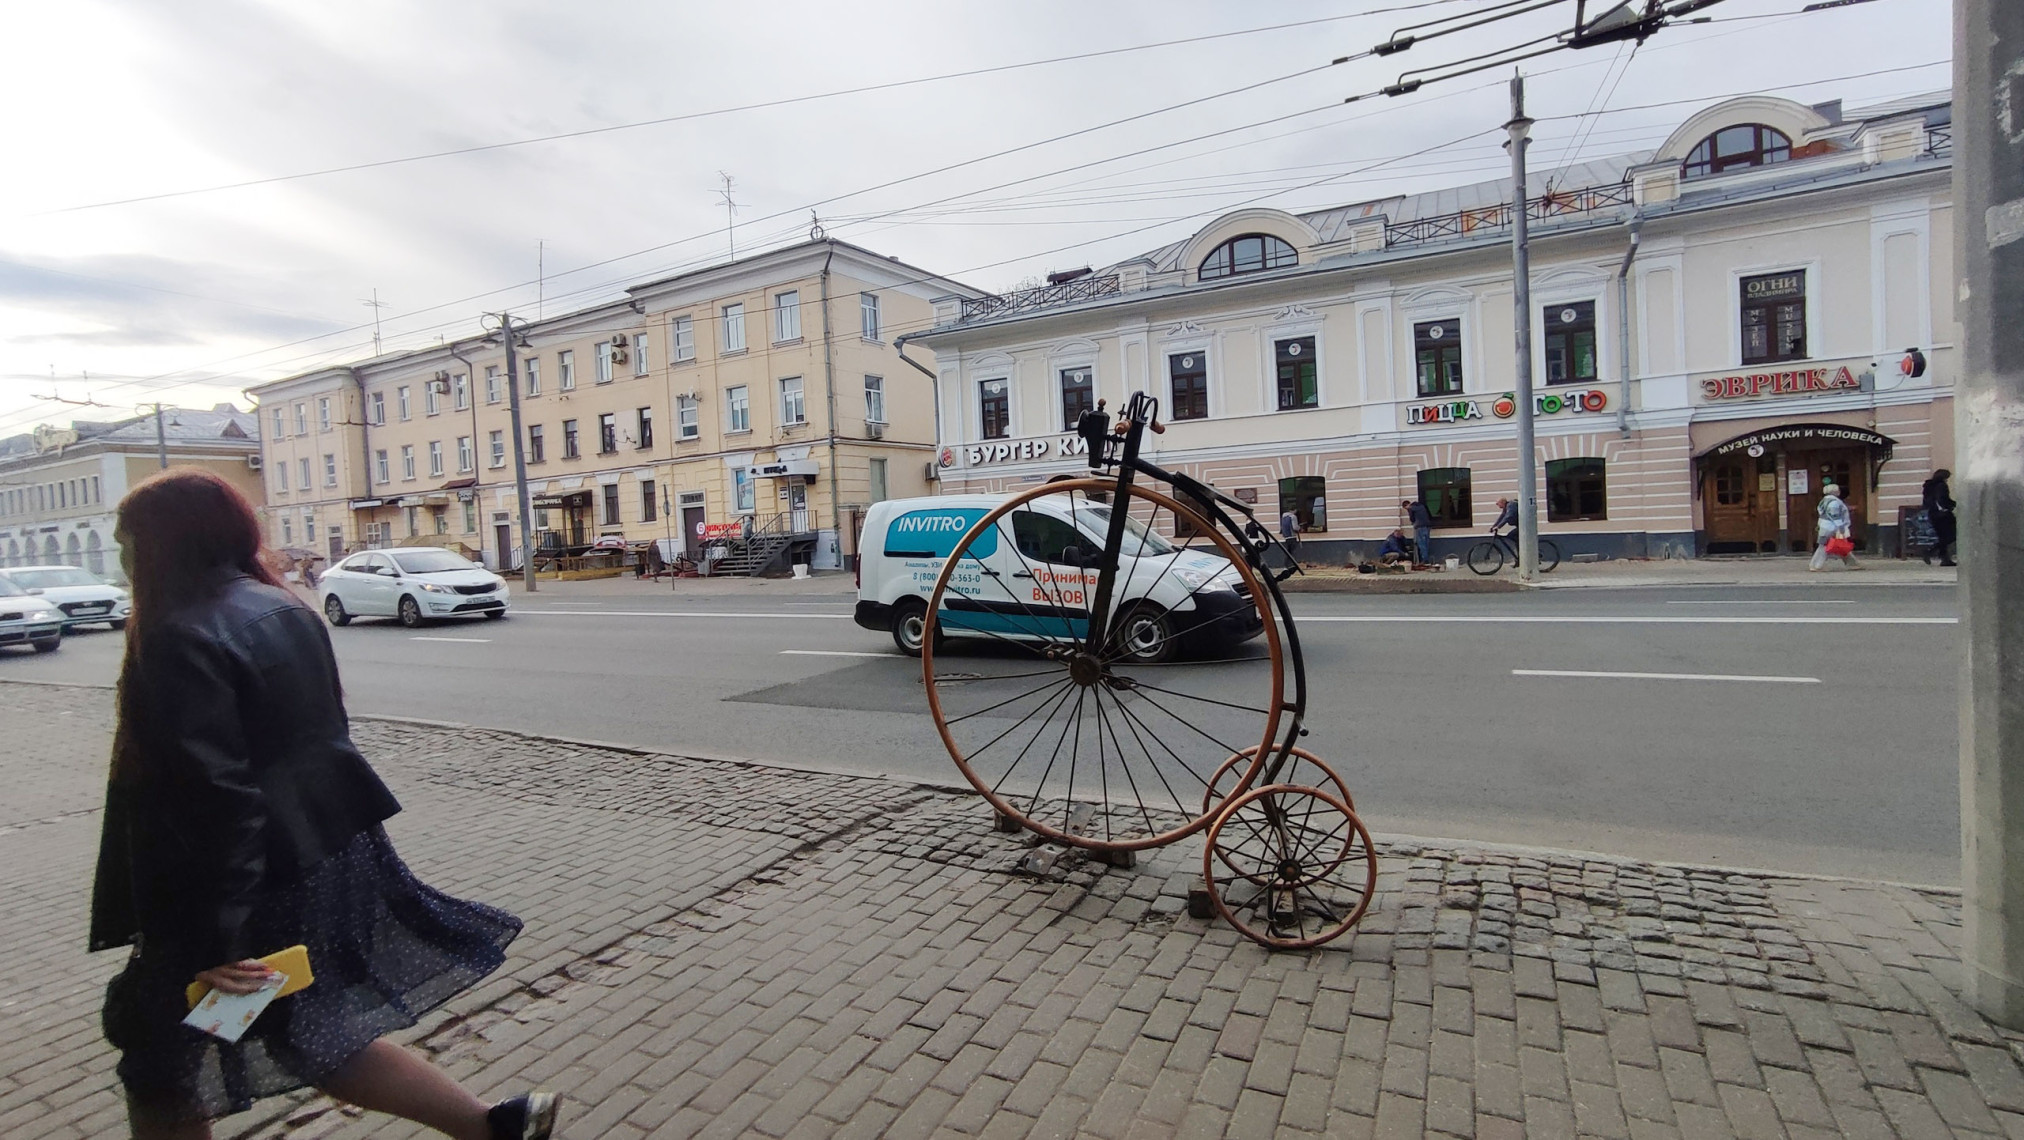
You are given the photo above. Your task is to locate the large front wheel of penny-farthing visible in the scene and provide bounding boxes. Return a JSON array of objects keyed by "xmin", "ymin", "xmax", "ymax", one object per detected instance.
[
  {"xmin": 923, "ymin": 478, "xmax": 1287, "ymax": 852},
  {"xmin": 1206, "ymin": 784, "xmax": 1378, "ymax": 950}
]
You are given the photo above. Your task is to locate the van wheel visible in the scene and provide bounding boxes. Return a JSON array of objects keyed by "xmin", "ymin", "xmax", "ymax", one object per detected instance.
[
  {"xmin": 1112, "ymin": 603, "xmax": 1176, "ymax": 664},
  {"xmin": 890, "ymin": 598, "xmax": 940, "ymax": 657}
]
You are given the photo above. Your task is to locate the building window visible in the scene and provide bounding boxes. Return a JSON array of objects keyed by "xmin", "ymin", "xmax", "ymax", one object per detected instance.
[
  {"xmin": 428, "ymin": 441, "xmax": 444, "ymax": 477},
  {"xmin": 323, "ymin": 454, "xmax": 337, "ymax": 487},
  {"xmin": 317, "ymin": 397, "xmax": 331, "ymax": 431},
  {"xmin": 1059, "ymin": 367, "xmax": 1094, "ymax": 431},
  {"xmin": 641, "ymin": 481, "xmax": 658, "ymax": 522},
  {"xmin": 370, "ymin": 391, "xmax": 385, "ymax": 425},
  {"xmin": 633, "ymin": 332, "xmax": 650, "ymax": 376},
  {"xmin": 1740, "ymin": 271, "xmax": 1806, "ymax": 365},
  {"xmin": 528, "ymin": 424, "xmax": 545, "ymax": 463},
  {"xmin": 1546, "ymin": 458, "xmax": 1608, "ymax": 521},
  {"xmin": 398, "ymin": 386, "xmax": 412, "ymax": 420},
  {"xmin": 633, "ymin": 407, "xmax": 653, "ymax": 449},
  {"xmin": 864, "ymin": 375, "xmax": 885, "ymax": 424},
  {"xmin": 1279, "ymin": 476, "xmax": 1326, "ymax": 533},
  {"xmin": 1414, "ymin": 321, "xmax": 1463, "ymax": 398},
  {"xmin": 780, "ymin": 376, "xmax": 806, "ymax": 425},
  {"xmin": 424, "ymin": 380, "xmax": 441, "ymax": 416},
  {"xmin": 401, "ymin": 445, "xmax": 416, "ymax": 481},
  {"xmin": 273, "ymin": 407, "xmax": 286, "ymax": 438},
  {"xmin": 457, "ymin": 436, "xmax": 473, "ymax": 473},
  {"xmin": 489, "ymin": 431, "xmax": 505, "ymax": 468},
  {"xmin": 727, "ymin": 385, "xmax": 750, "ymax": 432},
  {"xmin": 276, "ymin": 465, "xmax": 288, "ymax": 494},
  {"xmin": 1168, "ymin": 353, "xmax": 1208, "ymax": 420},
  {"xmin": 375, "ymin": 450, "xmax": 390, "ymax": 483},
  {"xmin": 671, "ymin": 315, "xmax": 695, "ymax": 362},
  {"xmin": 602, "ymin": 483, "xmax": 621, "ymax": 526},
  {"xmin": 861, "ymin": 293, "xmax": 880, "ymax": 340},
  {"xmin": 524, "ymin": 357, "xmax": 541, "ymax": 396},
  {"xmin": 979, "ymin": 379, "xmax": 1010, "ymax": 440},
  {"xmin": 297, "ymin": 457, "xmax": 312, "ymax": 492},
  {"xmin": 869, "ymin": 457, "xmax": 888, "ymax": 503},
  {"xmin": 1198, "ymin": 233, "xmax": 1298, "ymax": 281},
  {"xmin": 293, "ymin": 403, "xmax": 307, "ymax": 435},
  {"xmin": 774, "ymin": 291, "xmax": 801, "ymax": 342},
  {"xmin": 485, "ymin": 366, "xmax": 501, "ymax": 404},
  {"xmin": 463, "ymin": 501, "xmax": 477, "ymax": 534},
  {"xmin": 723, "ymin": 303, "xmax": 746, "ymax": 353},
  {"xmin": 1417, "ymin": 467, "xmax": 1473, "ymax": 528},
  {"xmin": 678, "ymin": 395, "xmax": 700, "ymax": 439},
  {"xmin": 596, "ymin": 342, "xmax": 615, "ymax": 384},
  {"xmin": 453, "ymin": 374, "xmax": 469, "ymax": 410},
  {"xmin": 559, "ymin": 349, "xmax": 576, "ymax": 390},
  {"xmin": 433, "ymin": 507, "xmax": 449, "ymax": 536},
  {"xmin": 734, "ymin": 467, "xmax": 756, "ymax": 513},
  {"xmin": 598, "ymin": 413, "xmax": 617, "ymax": 454},
  {"xmin": 563, "ymin": 419, "xmax": 580, "ymax": 459},
  {"xmin": 1544, "ymin": 302, "xmax": 1598, "ymax": 385},
  {"xmin": 1684, "ymin": 123, "xmax": 1791, "ymax": 179},
  {"xmin": 283, "ymin": 516, "xmax": 293, "ymax": 546},
  {"xmin": 1275, "ymin": 337, "xmax": 1318, "ymax": 411}
]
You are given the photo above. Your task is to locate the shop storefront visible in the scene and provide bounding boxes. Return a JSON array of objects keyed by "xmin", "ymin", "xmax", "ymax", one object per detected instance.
[{"xmin": 1693, "ymin": 422, "xmax": 1894, "ymax": 554}]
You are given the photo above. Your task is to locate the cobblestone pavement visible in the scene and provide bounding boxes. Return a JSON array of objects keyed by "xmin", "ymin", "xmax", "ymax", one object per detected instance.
[{"xmin": 5, "ymin": 678, "xmax": 2020, "ymax": 1140}]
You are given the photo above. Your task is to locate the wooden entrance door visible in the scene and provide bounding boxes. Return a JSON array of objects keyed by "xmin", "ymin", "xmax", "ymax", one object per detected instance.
[
  {"xmin": 1703, "ymin": 454, "xmax": 1779, "ymax": 553},
  {"xmin": 1785, "ymin": 448, "xmax": 1865, "ymax": 552},
  {"xmin": 681, "ymin": 505, "xmax": 706, "ymax": 559}
]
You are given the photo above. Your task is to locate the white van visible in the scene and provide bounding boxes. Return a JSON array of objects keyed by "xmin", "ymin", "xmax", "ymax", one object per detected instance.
[{"xmin": 853, "ymin": 492, "xmax": 1263, "ymax": 660}]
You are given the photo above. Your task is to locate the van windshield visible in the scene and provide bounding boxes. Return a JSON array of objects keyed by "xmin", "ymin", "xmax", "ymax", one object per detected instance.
[{"xmin": 1081, "ymin": 507, "xmax": 1175, "ymax": 557}]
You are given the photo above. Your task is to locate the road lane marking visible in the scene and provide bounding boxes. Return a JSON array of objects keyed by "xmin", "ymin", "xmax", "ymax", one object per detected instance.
[
  {"xmin": 1514, "ymin": 668, "xmax": 1819, "ymax": 684},
  {"xmin": 1296, "ymin": 615, "xmax": 1953, "ymax": 625},
  {"xmin": 410, "ymin": 636, "xmax": 492, "ymax": 643},
  {"xmin": 1665, "ymin": 600, "xmax": 1854, "ymax": 605},
  {"xmin": 517, "ymin": 610, "xmax": 850, "ymax": 619},
  {"xmin": 781, "ymin": 649, "xmax": 894, "ymax": 658}
]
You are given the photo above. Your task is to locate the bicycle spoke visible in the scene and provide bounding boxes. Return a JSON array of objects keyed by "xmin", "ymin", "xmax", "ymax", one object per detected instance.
[
  {"xmin": 1114, "ymin": 679, "xmax": 1273, "ymax": 717},
  {"xmin": 1091, "ymin": 682, "xmax": 1175, "ymax": 832},
  {"xmin": 967, "ymin": 678, "xmax": 1078, "ymax": 769},
  {"xmin": 1121, "ymin": 685, "xmax": 1266, "ymax": 770},
  {"xmin": 944, "ymin": 674, "xmax": 1076, "ymax": 726},
  {"xmin": 1024, "ymin": 688, "xmax": 1086, "ymax": 819}
]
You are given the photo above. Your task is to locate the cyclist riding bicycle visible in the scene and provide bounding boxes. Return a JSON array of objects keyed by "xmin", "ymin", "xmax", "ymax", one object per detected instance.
[{"xmin": 1489, "ymin": 497, "xmax": 1519, "ymax": 548}]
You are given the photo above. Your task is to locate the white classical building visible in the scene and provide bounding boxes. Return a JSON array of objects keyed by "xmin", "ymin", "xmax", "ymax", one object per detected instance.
[{"xmin": 912, "ymin": 92, "xmax": 1955, "ymax": 561}]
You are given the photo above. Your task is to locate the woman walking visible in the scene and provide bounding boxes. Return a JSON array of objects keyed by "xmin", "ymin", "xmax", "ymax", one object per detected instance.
[
  {"xmin": 90, "ymin": 469, "xmax": 556, "ymax": 1140},
  {"xmin": 1808, "ymin": 483, "xmax": 1861, "ymax": 571}
]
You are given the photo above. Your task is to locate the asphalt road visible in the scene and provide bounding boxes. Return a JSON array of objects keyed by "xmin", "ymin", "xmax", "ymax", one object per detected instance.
[{"xmin": 8, "ymin": 582, "xmax": 1959, "ymax": 885}]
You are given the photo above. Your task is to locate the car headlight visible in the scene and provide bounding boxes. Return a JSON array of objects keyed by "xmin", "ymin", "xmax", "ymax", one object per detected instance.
[
  {"xmin": 1172, "ymin": 566, "xmax": 1235, "ymax": 592},
  {"xmin": 27, "ymin": 610, "xmax": 51, "ymax": 622},
  {"xmin": 418, "ymin": 583, "xmax": 454, "ymax": 594}
]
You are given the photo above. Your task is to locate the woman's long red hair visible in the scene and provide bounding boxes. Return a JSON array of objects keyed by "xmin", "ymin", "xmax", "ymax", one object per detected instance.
[{"xmin": 112, "ymin": 468, "xmax": 293, "ymax": 777}]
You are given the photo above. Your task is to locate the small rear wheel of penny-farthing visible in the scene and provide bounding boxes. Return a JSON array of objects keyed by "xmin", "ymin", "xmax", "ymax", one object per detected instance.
[
  {"xmin": 1202, "ymin": 746, "xmax": 1357, "ymax": 889},
  {"xmin": 1205, "ymin": 784, "xmax": 1378, "ymax": 950}
]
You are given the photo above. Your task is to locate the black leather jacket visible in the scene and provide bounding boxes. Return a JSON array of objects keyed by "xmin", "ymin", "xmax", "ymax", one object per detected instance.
[{"xmin": 89, "ymin": 572, "xmax": 400, "ymax": 968}]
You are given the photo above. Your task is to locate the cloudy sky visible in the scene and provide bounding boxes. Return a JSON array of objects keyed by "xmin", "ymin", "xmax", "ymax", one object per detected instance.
[{"xmin": 0, "ymin": 0, "xmax": 1945, "ymax": 436}]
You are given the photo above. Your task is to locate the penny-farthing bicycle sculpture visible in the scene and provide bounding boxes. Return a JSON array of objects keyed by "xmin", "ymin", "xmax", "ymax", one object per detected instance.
[{"xmin": 920, "ymin": 392, "xmax": 1376, "ymax": 949}]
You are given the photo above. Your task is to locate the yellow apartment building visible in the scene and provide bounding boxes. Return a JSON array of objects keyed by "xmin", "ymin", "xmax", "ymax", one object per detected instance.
[{"xmin": 248, "ymin": 239, "xmax": 979, "ymax": 571}]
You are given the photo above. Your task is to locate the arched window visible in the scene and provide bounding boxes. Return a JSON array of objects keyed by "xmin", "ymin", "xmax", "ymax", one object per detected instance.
[
  {"xmin": 1198, "ymin": 234, "xmax": 1297, "ymax": 281},
  {"xmin": 1683, "ymin": 124, "xmax": 1791, "ymax": 179},
  {"xmin": 86, "ymin": 531, "xmax": 104, "ymax": 576}
]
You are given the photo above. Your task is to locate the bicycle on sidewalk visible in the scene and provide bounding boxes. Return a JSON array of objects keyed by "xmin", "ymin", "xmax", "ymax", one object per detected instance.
[
  {"xmin": 917, "ymin": 390, "xmax": 1376, "ymax": 949},
  {"xmin": 1466, "ymin": 529, "xmax": 1561, "ymax": 576}
]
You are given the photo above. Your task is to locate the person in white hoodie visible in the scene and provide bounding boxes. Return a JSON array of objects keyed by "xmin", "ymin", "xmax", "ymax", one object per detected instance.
[{"xmin": 1809, "ymin": 484, "xmax": 1861, "ymax": 571}]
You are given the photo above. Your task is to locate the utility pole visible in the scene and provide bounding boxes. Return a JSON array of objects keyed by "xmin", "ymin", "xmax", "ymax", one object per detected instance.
[
  {"xmin": 1954, "ymin": 0, "xmax": 2024, "ymax": 1027},
  {"xmin": 1505, "ymin": 72, "xmax": 1540, "ymax": 581},
  {"xmin": 154, "ymin": 403, "xmax": 169, "ymax": 469},
  {"xmin": 489, "ymin": 312, "xmax": 539, "ymax": 594}
]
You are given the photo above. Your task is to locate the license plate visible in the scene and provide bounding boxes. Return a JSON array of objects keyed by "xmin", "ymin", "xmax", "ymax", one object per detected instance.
[{"xmin": 75, "ymin": 604, "xmax": 108, "ymax": 614}]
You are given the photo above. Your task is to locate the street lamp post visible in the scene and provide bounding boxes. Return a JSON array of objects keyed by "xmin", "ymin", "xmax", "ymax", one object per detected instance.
[{"xmin": 1506, "ymin": 73, "xmax": 1540, "ymax": 582}]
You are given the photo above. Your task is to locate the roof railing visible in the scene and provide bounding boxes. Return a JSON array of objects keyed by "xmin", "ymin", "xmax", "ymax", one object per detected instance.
[
  {"xmin": 1384, "ymin": 180, "xmax": 1634, "ymax": 249},
  {"xmin": 959, "ymin": 273, "xmax": 1123, "ymax": 322}
]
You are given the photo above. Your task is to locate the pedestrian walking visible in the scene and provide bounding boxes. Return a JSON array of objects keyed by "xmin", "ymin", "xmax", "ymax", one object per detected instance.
[
  {"xmin": 1922, "ymin": 467, "xmax": 1957, "ymax": 566},
  {"xmin": 1808, "ymin": 483, "xmax": 1861, "ymax": 571},
  {"xmin": 1403, "ymin": 498, "xmax": 1433, "ymax": 565},
  {"xmin": 90, "ymin": 468, "xmax": 556, "ymax": 1140},
  {"xmin": 1279, "ymin": 505, "xmax": 1302, "ymax": 559}
]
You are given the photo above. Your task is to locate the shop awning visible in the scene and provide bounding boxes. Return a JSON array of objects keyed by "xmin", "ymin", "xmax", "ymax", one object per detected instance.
[{"xmin": 1694, "ymin": 422, "xmax": 1895, "ymax": 461}]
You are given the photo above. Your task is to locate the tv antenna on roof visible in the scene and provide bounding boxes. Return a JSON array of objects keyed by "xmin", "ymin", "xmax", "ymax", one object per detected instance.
[
  {"xmin": 717, "ymin": 172, "xmax": 743, "ymax": 259},
  {"xmin": 361, "ymin": 288, "xmax": 389, "ymax": 355}
]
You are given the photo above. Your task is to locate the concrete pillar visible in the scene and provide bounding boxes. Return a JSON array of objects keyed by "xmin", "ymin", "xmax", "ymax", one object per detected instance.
[{"xmin": 1954, "ymin": 0, "xmax": 2024, "ymax": 1026}]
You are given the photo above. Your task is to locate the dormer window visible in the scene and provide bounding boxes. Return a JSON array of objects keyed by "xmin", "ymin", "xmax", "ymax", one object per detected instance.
[
  {"xmin": 1683, "ymin": 124, "xmax": 1791, "ymax": 179},
  {"xmin": 1199, "ymin": 234, "xmax": 1297, "ymax": 281}
]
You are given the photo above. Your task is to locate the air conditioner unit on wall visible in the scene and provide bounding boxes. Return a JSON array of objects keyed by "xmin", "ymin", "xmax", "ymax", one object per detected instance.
[
  {"xmin": 866, "ymin": 422, "xmax": 884, "ymax": 439},
  {"xmin": 610, "ymin": 333, "xmax": 629, "ymax": 347},
  {"xmin": 925, "ymin": 461, "xmax": 940, "ymax": 482},
  {"xmin": 247, "ymin": 455, "xmax": 263, "ymax": 470}
]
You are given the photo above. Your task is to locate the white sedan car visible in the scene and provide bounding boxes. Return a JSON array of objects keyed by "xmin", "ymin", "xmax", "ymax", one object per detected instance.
[
  {"xmin": 319, "ymin": 548, "xmax": 510, "ymax": 628},
  {"xmin": 0, "ymin": 565, "xmax": 130, "ymax": 631},
  {"xmin": 0, "ymin": 574, "xmax": 63, "ymax": 653}
]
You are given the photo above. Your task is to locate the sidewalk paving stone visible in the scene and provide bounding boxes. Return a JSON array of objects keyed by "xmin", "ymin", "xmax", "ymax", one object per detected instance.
[{"xmin": 5, "ymin": 679, "xmax": 2023, "ymax": 1139}]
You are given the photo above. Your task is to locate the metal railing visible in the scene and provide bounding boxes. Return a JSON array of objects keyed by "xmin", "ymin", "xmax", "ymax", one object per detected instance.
[
  {"xmin": 1925, "ymin": 124, "xmax": 1952, "ymax": 159},
  {"xmin": 959, "ymin": 274, "xmax": 1123, "ymax": 322},
  {"xmin": 1385, "ymin": 181, "xmax": 1634, "ymax": 248}
]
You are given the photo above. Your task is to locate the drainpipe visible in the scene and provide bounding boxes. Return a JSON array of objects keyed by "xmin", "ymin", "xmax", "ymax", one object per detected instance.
[
  {"xmin": 1615, "ymin": 217, "xmax": 1643, "ymax": 439},
  {"xmin": 350, "ymin": 367, "xmax": 373, "ymax": 548},
  {"xmin": 893, "ymin": 333, "xmax": 942, "ymax": 474},
  {"xmin": 820, "ymin": 245, "xmax": 841, "ymax": 568}
]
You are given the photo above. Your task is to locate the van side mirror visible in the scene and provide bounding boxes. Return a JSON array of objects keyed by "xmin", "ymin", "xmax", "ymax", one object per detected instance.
[{"xmin": 1059, "ymin": 545, "xmax": 1088, "ymax": 568}]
